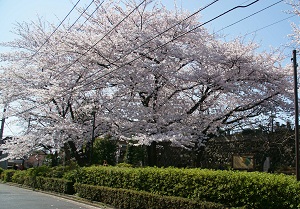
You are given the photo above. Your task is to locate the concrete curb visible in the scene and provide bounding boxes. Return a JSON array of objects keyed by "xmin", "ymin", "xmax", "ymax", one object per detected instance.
[{"xmin": 1, "ymin": 182, "xmax": 115, "ymax": 209}]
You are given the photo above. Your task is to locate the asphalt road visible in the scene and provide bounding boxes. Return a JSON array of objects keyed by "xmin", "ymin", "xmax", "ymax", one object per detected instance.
[{"xmin": 0, "ymin": 183, "xmax": 107, "ymax": 209}]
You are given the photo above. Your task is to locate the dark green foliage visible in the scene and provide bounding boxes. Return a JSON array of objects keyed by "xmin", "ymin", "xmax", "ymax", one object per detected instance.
[
  {"xmin": 1, "ymin": 169, "xmax": 16, "ymax": 182},
  {"xmin": 46, "ymin": 164, "xmax": 79, "ymax": 178},
  {"xmin": 9, "ymin": 166, "xmax": 75, "ymax": 194},
  {"xmin": 26, "ymin": 165, "xmax": 51, "ymax": 177},
  {"xmin": 11, "ymin": 170, "xmax": 28, "ymax": 184},
  {"xmin": 34, "ymin": 177, "xmax": 74, "ymax": 194},
  {"xmin": 8, "ymin": 165, "xmax": 300, "ymax": 208},
  {"xmin": 92, "ymin": 136, "xmax": 117, "ymax": 165},
  {"xmin": 116, "ymin": 163, "xmax": 133, "ymax": 168},
  {"xmin": 10, "ymin": 171, "xmax": 74, "ymax": 194},
  {"xmin": 202, "ymin": 126, "xmax": 295, "ymax": 171},
  {"xmin": 124, "ymin": 143, "xmax": 145, "ymax": 166},
  {"xmin": 74, "ymin": 183, "xmax": 227, "ymax": 209},
  {"xmin": 44, "ymin": 152, "xmax": 59, "ymax": 167},
  {"xmin": 0, "ymin": 167, "xmax": 4, "ymax": 176},
  {"xmin": 46, "ymin": 166, "xmax": 66, "ymax": 178},
  {"xmin": 73, "ymin": 166, "xmax": 300, "ymax": 208}
]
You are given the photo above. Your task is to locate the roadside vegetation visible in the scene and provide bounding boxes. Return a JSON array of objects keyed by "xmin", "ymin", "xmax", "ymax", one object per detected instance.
[{"xmin": 1, "ymin": 164, "xmax": 300, "ymax": 209}]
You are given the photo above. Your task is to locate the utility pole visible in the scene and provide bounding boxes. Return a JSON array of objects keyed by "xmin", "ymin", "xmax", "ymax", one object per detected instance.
[
  {"xmin": 0, "ymin": 107, "xmax": 7, "ymax": 169},
  {"xmin": 90, "ymin": 108, "xmax": 96, "ymax": 165},
  {"xmin": 0, "ymin": 107, "xmax": 6, "ymax": 142},
  {"xmin": 293, "ymin": 49, "xmax": 300, "ymax": 181}
]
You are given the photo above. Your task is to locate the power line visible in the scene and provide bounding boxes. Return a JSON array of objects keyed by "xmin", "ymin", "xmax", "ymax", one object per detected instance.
[
  {"xmin": 12, "ymin": 0, "xmax": 149, "ymax": 117},
  {"xmin": 76, "ymin": 0, "xmax": 261, "ymax": 88},
  {"xmin": 52, "ymin": 0, "xmax": 221, "ymax": 85},
  {"xmin": 215, "ymin": 0, "xmax": 283, "ymax": 33},
  {"xmin": 4, "ymin": 121, "xmax": 16, "ymax": 136},
  {"xmin": 56, "ymin": 1, "xmax": 261, "ymax": 106},
  {"xmin": 67, "ymin": 0, "xmax": 95, "ymax": 31},
  {"xmin": 56, "ymin": 0, "xmax": 222, "ymax": 94},
  {"xmin": 30, "ymin": 0, "xmax": 82, "ymax": 58},
  {"xmin": 51, "ymin": 0, "xmax": 147, "ymax": 79},
  {"xmin": 13, "ymin": 0, "xmax": 261, "ymax": 118},
  {"xmin": 46, "ymin": 0, "xmax": 100, "ymax": 47},
  {"xmin": 106, "ymin": 0, "xmax": 221, "ymax": 66},
  {"xmin": 244, "ymin": 14, "xmax": 297, "ymax": 37},
  {"xmin": 49, "ymin": 0, "xmax": 221, "ymax": 91},
  {"xmin": 10, "ymin": 0, "xmax": 85, "ymax": 86},
  {"xmin": 78, "ymin": 0, "xmax": 105, "ymax": 29}
]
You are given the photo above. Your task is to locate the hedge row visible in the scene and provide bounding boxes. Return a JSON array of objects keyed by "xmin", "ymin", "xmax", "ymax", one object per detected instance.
[
  {"xmin": 74, "ymin": 183, "xmax": 228, "ymax": 209},
  {"xmin": 68, "ymin": 166, "xmax": 300, "ymax": 209},
  {"xmin": 1, "ymin": 168, "xmax": 228, "ymax": 209},
  {"xmin": 1, "ymin": 169, "xmax": 74, "ymax": 194},
  {"xmin": 0, "ymin": 169, "xmax": 15, "ymax": 182},
  {"xmin": 3, "ymin": 166, "xmax": 300, "ymax": 208}
]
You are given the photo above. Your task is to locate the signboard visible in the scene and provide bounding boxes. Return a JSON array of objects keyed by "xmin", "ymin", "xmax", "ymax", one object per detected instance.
[{"xmin": 232, "ymin": 155, "xmax": 254, "ymax": 170}]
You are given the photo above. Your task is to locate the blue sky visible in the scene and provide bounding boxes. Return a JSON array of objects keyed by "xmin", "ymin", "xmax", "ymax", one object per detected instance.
[
  {"xmin": 0, "ymin": 0, "xmax": 298, "ymax": 52},
  {"xmin": 0, "ymin": 0, "xmax": 299, "ymax": 136}
]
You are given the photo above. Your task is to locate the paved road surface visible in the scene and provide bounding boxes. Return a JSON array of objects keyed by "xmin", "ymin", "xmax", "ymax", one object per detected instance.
[{"xmin": 0, "ymin": 183, "xmax": 106, "ymax": 209}]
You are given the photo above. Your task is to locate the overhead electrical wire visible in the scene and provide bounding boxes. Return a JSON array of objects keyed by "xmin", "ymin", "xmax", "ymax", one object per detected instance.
[
  {"xmin": 78, "ymin": 0, "xmax": 105, "ymax": 29},
  {"xmin": 45, "ymin": 0, "xmax": 221, "ymax": 96},
  {"xmin": 67, "ymin": 0, "xmax": 95, "ymax": 31},
  {"xmin": 12, "ymin": 0, "xmax": 259, "ymax": 116},
  {"xmin": 52, "ymin": 0, "xmax": 221, "ymax": 80},
  {"xmin": 74, "ymin": 0, "xmax": 261, "ymax": 89},
  {"xmin": 52, "ymin": 0, "xmax": 101, "ymax": 44},
  {"xmin": 30, "ymin": 0, "xmax": 82, "ymax": 58},
  {"xmin": 215, "ymin": 0, "xmax": 283, "ymax": 33},
  {"xmin": 12, "ymin": 0, "xmax": 261, "ymax": 117},
  {"xmin": 1, "ymin": 0, "xmax": 103, "ymax": 129},
  {"xmin": 13, "ymin": 0, "xmax": 87, "ymax": 85},
  {"xmin": 4, "ymin": 121, "xmax": 16, "ymax": 136},
  {"xmin": 58, "ymin": 0, "xmax": 222, "ymax": 90},
  {"xmin": 244, "ymin": 14, "xmax": 297, "ymax": 37},
  {"xmin": 74, "ymin": 0, "xmax": 258, "ymax": 86},
  {"xmin": 105, "ymin": 0, "xmax": 220, "ymax": 66},
  {"xmin": 13, "ymin": 0, "xmax": 148, "ymax": 116},
  {"xmin": 51, "ymin": 0, "xmax": 148, "ymax": 79}
]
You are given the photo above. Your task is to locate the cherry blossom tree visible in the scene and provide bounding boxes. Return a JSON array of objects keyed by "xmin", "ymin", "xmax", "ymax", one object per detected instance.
[
  {"xmin": 0, "ymin": 0, "xmax": 293, "ymax": 164},
  {"xmin": 289, "ymin": 0, "xmax": 300, "ymax": 48}
]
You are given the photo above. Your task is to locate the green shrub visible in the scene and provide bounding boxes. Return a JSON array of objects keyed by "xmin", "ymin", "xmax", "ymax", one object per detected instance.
[
  {"xmin": 73, "ymin": 166, "xmax": 300, "ymax": 208},
  {"xmin": 1, "ymin": 169, "xmax": 16, "ymax": 182},
  {"xmin": 34, "ymin": 177, "xmax": 74, "ymax": 194},
  {"xmin": 27, "ymin": 165, "xmax": 51, "ymax": 177},
  {"xmin": 74, "ymin": 183, "xmax": 227, "ymax": 209},
  {"xmin": 11, "ymin": 170, "xmax": 28, "ymax": 184},
  {"xmin": 116, "ymin": 163, "xmax": 133, "ymax": 168},
  {"xmin": 92, "ymin": 136, "xmax": 117, "ymax": 165},
  {"xmin": 46, "ymin": 165, "xmax": 78, "ymax": 178},
  {"xmin": 123, "ymin": 143, "xmax": 145, "ymax": 166},
  {"xmin": 0, "ymin": 167, "xmax": 4, "ymax": 176},
  {"xmin": 11, "ymin": 174, "xmax": 74, "ymax": 194},
  {"xmin": 46, "ymin": 166, "xmax": 66, "ymax": 178}
]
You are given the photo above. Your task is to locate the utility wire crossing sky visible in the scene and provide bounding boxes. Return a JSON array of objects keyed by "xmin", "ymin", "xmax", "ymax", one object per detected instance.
[{"xmin": 0, "ymin": 0, "xmax": 299, "ymax": 136}]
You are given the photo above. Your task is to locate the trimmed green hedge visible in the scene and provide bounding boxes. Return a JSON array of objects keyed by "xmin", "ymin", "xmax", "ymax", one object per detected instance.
[
  {"xmin": 9, "ymin": 169, "xmax": 74, "ymax": 194},
  {"xmin": 0, "ymin": 167, "xmax": 4, "ymax": 176},
  {"xmin": 6, "ymin": 166, "xmax": 300, "ymax": 208},
  {"xmin": 70, "ymin": 166, "xmax": 300, "ymax": 208},
  {"xmin": 74, "ymin": 183, "xmax": 228, "ymax": 209},
  {"xmin": 1, "ymin": 169, "xmax": 16, "ymax": 182},
  {"xmin": 34, "ymin": 177, "xmax": 74, "ymax": 194}
]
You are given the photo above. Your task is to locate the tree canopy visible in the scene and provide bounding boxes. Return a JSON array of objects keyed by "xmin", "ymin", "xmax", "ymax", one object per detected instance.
[{"xmin": 0, "ymin": 0, "xmax": 293, "ymax": 161}]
